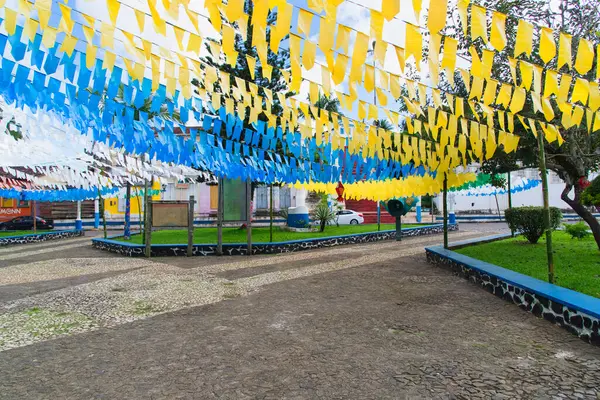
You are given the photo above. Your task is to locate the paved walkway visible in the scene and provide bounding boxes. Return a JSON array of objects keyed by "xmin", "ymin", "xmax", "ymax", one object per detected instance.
[{"xmin": 1, "ymin": 225, "xmax": 600, "ymax": 399}]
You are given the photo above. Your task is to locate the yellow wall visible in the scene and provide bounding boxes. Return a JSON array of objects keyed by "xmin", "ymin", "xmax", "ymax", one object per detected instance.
[{"xmin": 104, "ymin": 182, "xmax": 161, "ymax": 216}]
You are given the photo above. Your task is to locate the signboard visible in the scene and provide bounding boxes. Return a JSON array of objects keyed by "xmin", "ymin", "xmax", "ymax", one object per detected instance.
[
  {"xmin": 223, "ymin": 179, "xmax": 248, "ymax": 222},
  {"xmin": 0, "ymin": 207, "xmax": 30, "ymax": 222},
  {"xmin": 152, "ymin": 201, "xmax": 189, "ymax": 228}
]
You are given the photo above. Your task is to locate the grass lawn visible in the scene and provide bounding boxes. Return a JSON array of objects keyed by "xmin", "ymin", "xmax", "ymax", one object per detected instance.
[
  {"xmin": 125, "ymin": 223, "xmax": 421, "ymax": 245},
  {"xmin": 455, "ymin": 231, "xmax": 600, "ymax": 298},
  {"xmin": 0, "ymin": 230, "xmax": 51, "ymax": 237}
]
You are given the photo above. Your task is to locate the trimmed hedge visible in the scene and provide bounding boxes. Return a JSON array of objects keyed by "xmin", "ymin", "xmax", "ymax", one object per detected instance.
[{"xmin": 505, "ymin": 206, "xmax": 562, "ymax": 244}]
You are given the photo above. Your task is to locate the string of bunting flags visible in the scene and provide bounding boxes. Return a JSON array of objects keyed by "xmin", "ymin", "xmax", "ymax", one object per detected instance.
[{"xmin": 0, "ymin": 0, "xmax": 598, "ymax": 201}]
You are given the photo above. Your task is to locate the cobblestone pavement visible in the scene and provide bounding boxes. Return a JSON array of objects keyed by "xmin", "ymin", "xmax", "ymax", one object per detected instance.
[{"xmin": 1, "ymin": 225, "xmax": 600, "ymax": 399}]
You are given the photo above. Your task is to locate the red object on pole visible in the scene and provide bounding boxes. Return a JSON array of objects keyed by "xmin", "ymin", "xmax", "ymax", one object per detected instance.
[
  {"xmin": 335, "ymin": 182, "xmax": 345, "ymax": 202},
  {"xmin": 578, "ymin": 177, "xmax": 590, "ymax": 190}
]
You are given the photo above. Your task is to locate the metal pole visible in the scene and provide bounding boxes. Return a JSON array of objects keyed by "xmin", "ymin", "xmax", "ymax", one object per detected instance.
[
  {"xmin": 537, "ymin": 132, "xmax": 555, "ymax": 283},
  {"xmin": 443, "ymin": 174, "xmax": 449, "ymax": 249},
  {"xmin": 32, "ymin": 200, "xmax": 37, "ymax": 233},
  {"xmin": 507, "ymin": 172, "xmax": 514, "ymax": 237},
  {"xmin": 144, "ymin": 177, "xmax": 153, "ymax": 258},
  {"xmin": 97, "ymin": 177, "xmax": 107, "ymax": 239},
  {"xmin": 124, "ymin": 182, "xmax": 131, "ymax": 239},
  {"xmin": 269, "ymin": 184, "xmax": 274, "ymax": 242},
  {"xmin": 377, "ymin": 201, "xmax": 381, "ymax": 231},
  {"xmin": 187, "ymin": 195, "xmax": 194, "ymax": 257},
  {"xmin": 246, "ymin": 179, "xmax": 252, "ymax": 256},
  {"xmin": 216, "ymin": 178, "xmax": 224, "ymax": 256}
]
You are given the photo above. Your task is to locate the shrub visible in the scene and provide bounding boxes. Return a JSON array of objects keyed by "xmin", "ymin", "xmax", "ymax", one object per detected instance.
[
  {"xmin": 504, "ymin": 206, "xmax": 562, "ymax": 244},
  {"xmin": 582, "ymin": 176, "xmax": 600, "ymax": 206},
  {"xmin": 564, "ymin": 222, "xmax": 590, "ymax": 240},
  {"xmin": 312, "ymin": 202, "xmax": 336, "ymax": 232}
]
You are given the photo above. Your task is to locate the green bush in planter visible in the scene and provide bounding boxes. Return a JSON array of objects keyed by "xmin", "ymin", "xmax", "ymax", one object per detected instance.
[
  {"xmin": 564, "ymin": 222, "xmax": 590, "ymax": 240},
  {"xmin": 504, "ymin": 206, "xmax": 562, "ymax": 244}
]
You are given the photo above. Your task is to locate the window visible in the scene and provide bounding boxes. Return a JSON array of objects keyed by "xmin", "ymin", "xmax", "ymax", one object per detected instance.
[
  {"xmin": 550, "ymin": 172, "xmax": 562, "ymax": 184},
  {"xmin": 209, "ymin": 185, "xmax": 218, "ymax": 210},
  {"xmin": 1, "ymin": 198, "xmax": 15, "ymax": 207},
  {"xmin": 279, "ymin": 187, "xmax": 291, "ymax": 209},
  {"xmin": 17, "ymin": 200, "xmax": 29, "ymax": 208}
]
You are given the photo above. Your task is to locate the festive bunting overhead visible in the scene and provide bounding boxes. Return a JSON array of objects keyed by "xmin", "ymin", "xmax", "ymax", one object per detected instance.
[{"xmin": 0, "ymin": 0, "xmax": 598, "ymax": 202}]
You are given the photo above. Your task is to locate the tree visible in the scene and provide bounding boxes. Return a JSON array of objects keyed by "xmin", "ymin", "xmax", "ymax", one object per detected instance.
[
  {"xmin": 446, "ymin": 0, "xmax": 600, "ymax": 249},
  {"xmin": 196, "ymin": 0, "xmax": 292, "ymax": 119},
  {"xmin": 373, "ymin": 119, "xmax": 394, "ymax": 131}
]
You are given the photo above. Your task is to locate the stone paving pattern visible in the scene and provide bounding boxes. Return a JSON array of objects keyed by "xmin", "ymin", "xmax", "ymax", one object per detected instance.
[{"xmin": 1, "ymin": 223, "xmax": 600, "ymax": 399}]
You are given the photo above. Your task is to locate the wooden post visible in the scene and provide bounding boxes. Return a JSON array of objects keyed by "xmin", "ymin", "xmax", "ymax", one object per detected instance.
[
  {"xmin": 187, "ymin": 195, "xmax": 194, "ymax": 257},
  {"xmin": 144, "ymin": 178, "xmax": 153, "ymax": 258},
  {"xmin": 246, "ymin": 179, "xmax": 252, "ymax": 256},
  {"xmin": 216, "ymin": 178, "xmax": 224, "ymax": 256},
  {"xmin": 269, "ymin": 184, "xmax": 274, "ymax": 243},
  {"xmin": 443, "ymin": 174, "xmax": 449, "ymax": 249},
  {"xmin": 507, "ymin": 172, "xmax": 514, "ymax": 237},
  {"xmin": 124, "ymin": 183, "xmax": 131, "ymax": 239},
  {"xmin": 98, "ymin": 177, "xmax": 107, "ymax": 239},
  {"xmin": 32, "ymin": 200, "xmax": 37, "ymax": 233},
  {"xmin": 142, "ymin": 179, "xmax": 148, "ymax": 244},
  {"xmin": 537, "ymin": 132, "xmax": 555, "ymax": 283}
]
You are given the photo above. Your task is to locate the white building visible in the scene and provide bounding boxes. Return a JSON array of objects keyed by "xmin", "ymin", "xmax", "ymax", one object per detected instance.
[{"xmin": 436, "ymin": 168, "xmax": 598, "ymax": 214}]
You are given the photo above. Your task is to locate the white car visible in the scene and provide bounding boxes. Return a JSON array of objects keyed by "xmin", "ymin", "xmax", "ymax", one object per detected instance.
[{"xmin": 335, "ymin": 209, "xmax": 364, "ymax": 225}]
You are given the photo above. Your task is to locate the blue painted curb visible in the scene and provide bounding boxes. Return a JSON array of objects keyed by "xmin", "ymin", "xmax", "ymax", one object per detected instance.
[
  {"xmin": 92, "ymin": 223, "xmax": 457, "ymax": 257},
  {"xmin": 426, "ymin": 240, "xmax": 600, "ymax": 320},
  {"xmin": 0, "ymin": 229, "xmax": 82, "ymax": 241},
  {"xmin": 425, "ymin": 234, "xmax": 600, "ymax": 345}
]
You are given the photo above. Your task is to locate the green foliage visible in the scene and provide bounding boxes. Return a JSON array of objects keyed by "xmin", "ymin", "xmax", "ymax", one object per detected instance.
[
  {"xmin": 564, "ymin": 222, "xmax": 590, "ymax": 240},
  {"xmin": 313, "ymin": 195, "xmax": 336, "ymax": 232},
  {"xmin": 489, "ymin": 175, "xmax": 507, "ymax": 189},
  {"xmin": 581, "ymin": 176, "xmax": 600, "ymax": 206},
  {"xmin": 456, "ymin": 232, "xmax": 600, "ymax": 297},
  {"xmin": 504, "ymin": 206, "xmax": 562, "ymax": 244},
  {"xmin": 126, "ymin": 224, "xmax": 417, "ymax": 244}
]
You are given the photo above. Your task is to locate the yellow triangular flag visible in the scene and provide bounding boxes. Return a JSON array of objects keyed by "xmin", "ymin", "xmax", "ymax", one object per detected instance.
[
  {"xmin": 457, "ymin": 0, "xmax": 470, "ymax": 35},
  {"xmin": 297, "ymin": 9, "xmax": 313, "ymax": 37},
  {"xmin": 572, "ymin": 78, "xmax": 590, "ymax": 106},
  {"xmin": 134, "ymin": 9, "xmax": 146, "ymax": 32},
  {"xmin": 514, "ymin": 19, "xmax": 533, "ymax": 57},
  {"xmin": 303, "ymin": 41, "xmax": 317, "ymax": 70},
  {"xmin": 539, "ymin": 27, "xmax": 556, "ymax": 64},
  {"xmin": 412, "ymin": 0, "xmax": 422, "ymax": 21},
  {"xmin": 470, "ymin": 5, "xmax": 487, "ymax": 43},
  {"xmin": 225, "ymin": 0, "xmax": 244, "ymax": 22},
  {"xmin": 100, "ymin": 22, "xmax": 115, "ymax": 49},
  {"xmin": 106, "ymin": 0, "xmax": 121, "ymax": 25},
  {"xmin": 490, "ymin": 11, "xmax": 507, "ymax": 51},
  {"xmin": 86, "ymin": 44, "xmax": 97, "ymax": 69},
  {"xmin": 509, "ymin": 87, "xmax": 526, "ymax": 113},
  {"xmin": 60, "ymin": 35, "xmax": 77, "ymax": 56},
  {"xmin": 24, "ymin": 18, "xmax": 38, "ymax": 42},
  {"xmin": 335, "ymin": 25, "xmax": 351, "ymax": 53},
  {"xmin": 332, "ymin": 54, "xmax": 349, "ymax": 85},
  {"xmin": 557, "ymin": 33, "xmax": 572, "ymax": 70},
  {"xmin": 574, "ymin": 39, "xmax": 594, "ymax": 75},
  {"xmin": 4, "ymin": 8, "xmax": 17, "ymax": 35},
  {"xmin": 427, "ymin": 0, "xmax": 447, "ymax": 34},
  {"xmin": 382, "ymin": 0, "xmax": 400, "ymax": 21},
  {"xmin": 364, "ymin": 65, "xmax": 375, "ymax": 92},
  {"xmin": 405, "ymin": 23, "xmax": 422, "ymax": 70}
]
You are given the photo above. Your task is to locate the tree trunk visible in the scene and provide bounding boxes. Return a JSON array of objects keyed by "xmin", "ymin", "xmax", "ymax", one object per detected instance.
[
  {"xmin": 561, "ymin": 183, "xmax": 600, "ymax": 250},
  {"xmin": 320, "ymin": 220, "xmax": 326, "ymax": 232}
]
